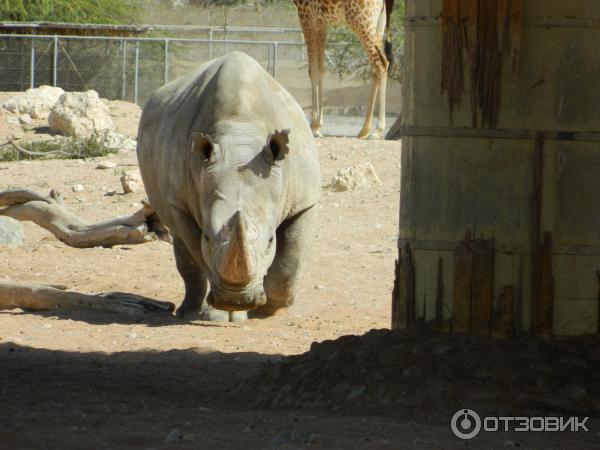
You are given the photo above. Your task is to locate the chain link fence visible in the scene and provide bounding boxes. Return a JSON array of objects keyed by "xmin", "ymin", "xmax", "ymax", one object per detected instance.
[{"xmin": 0, "ymin": 33, "xmax": 309, "ymax": 107}]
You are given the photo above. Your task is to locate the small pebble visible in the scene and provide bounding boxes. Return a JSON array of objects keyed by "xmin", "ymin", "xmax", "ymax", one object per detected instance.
[
  {"xmin": 19, "ymin": 114, "xmax": 33, "ymax": 125},
  {"xmin": 72, "ymin": 184, "xmax": 84, "ymax": 193},
  {"xmin": 5, "ymin": 116, "xmax": 20, "ymax": 126},
  {"xmin": 164, "ymin": 428, "xmax": 183, "ymax": 443}
]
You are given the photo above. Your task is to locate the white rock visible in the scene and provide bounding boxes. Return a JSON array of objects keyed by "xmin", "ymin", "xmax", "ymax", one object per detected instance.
[
  {"xmin": 5, "ymin": 116, "xmax": 20, "ymax": 126},
  {"xmin": 0, "ymin": 217, "xmax": 25, "ymax": 247},
  {"xmin": 72, "ymin": 184, "xmax": 85, "ymax": 193},
  {"xmin": 120, "ymin": 170, "xmax": 144, "ymax": 194},
  {"xmin": 329, "ymin": 162, "xmax": 382, "ymax": 192},
  {"xmin": 98, "ymin": 129, "xmax": 137, "ymax": 152},
  {"xmin": 2, "ymin": 86, "xmax": 64, "ymax": 119},
  {"xmin": 96, "ymin": 162, "xmax": 117, "ymax": 170},
  {"xmin": 19, "ymin": 114, "xmax": 33, "ymax": 125},
  {"xmin": 48, "ymin": 90, "xmax": 113, "ymax": 138}
]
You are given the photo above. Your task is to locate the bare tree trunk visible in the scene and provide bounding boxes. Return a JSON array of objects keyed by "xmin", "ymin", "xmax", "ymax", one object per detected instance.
[
  {"xmin": 0, "ymin": 188, "xmax": 169, "ymax": 248},
  {"xmin": 0, "ymin": 282, "xmax": 175, "ymax": 317}
]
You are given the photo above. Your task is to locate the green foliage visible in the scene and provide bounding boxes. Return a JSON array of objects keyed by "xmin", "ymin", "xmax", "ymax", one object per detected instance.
[
  {"xmin": 326, "ymin": 0, "xmax": 405, "ymax": 82},
  {"xmin": 0, "ymin": 0, "xmax": 140, "ymax": 24},
  {"xmin": 0, "ymin": 134, "xmax": 117, "ymax": 162}
]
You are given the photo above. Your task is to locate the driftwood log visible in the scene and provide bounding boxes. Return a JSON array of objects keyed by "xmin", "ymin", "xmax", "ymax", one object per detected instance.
[
  {"xmin": 0, "ymin": 282, "xmax": 175, "ymax": 317},
  {"xmin": 0, "ymin": 188, "xmax": 169, "ymax": 248},
  {"xmin": 0, "ymin": 188, "xmax": 173, "ymax": 316}
]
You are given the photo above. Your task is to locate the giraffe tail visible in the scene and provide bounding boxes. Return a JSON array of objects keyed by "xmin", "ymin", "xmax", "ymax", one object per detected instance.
[
  {"xmin": 384, "ymin": 39, "xmax": 393, "ymax": 74},
  {"xmin": 384, "ymin": 0, "xmax": 394, "ymax": 73}
]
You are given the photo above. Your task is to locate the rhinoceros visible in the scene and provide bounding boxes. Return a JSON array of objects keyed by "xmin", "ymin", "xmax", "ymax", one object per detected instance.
[{"xmin": 137, "ymin": 52, "xmax": 321, "ymax": 321}]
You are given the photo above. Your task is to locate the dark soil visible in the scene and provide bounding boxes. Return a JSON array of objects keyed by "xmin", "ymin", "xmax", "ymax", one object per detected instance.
[{"xmin": 237, "ymin": 327, "xmax": 600, "ymax": 423}]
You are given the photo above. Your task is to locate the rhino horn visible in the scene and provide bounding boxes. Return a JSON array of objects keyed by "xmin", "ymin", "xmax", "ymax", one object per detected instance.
[{"xmin": 218, "ymin": 211, "xmax": 255, "ymax": 285}]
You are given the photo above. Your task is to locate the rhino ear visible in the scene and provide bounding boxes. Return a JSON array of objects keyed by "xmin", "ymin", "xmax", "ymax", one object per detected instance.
[
  {"xmin": 192, "ymin": 132, "xmax": 220, "ymax": 165},
  {"xmin": 263, "ymin": 129, "xmax": 290, "ymax": 164}
]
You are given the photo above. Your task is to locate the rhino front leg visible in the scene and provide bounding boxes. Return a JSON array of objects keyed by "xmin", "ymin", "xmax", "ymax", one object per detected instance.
[
  {"xmin": 173, "ymin": 236, "xmax": 208, "ymax": 318},
  {"xmin": 257, "ymin": 205, "xmax": 318, "ymax": 316},
  {"xmin": 174, "ymin": 235, "xmax": 242, "ymax": 322}
]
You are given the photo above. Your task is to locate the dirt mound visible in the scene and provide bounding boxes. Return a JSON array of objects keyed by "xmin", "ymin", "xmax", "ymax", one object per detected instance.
[{"xmin": 236, "ymin": 327, "xmax": 600, "ymax": 421}]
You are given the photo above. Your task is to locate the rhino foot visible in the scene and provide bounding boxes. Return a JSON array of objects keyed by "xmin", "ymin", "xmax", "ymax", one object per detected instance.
[
  {"xmin": 200, "ymin": 307, "xmax": 248, "ymax": 322},
  {"xmin": 199, "ymin": 307, "xmax": 230, "ymax": 322},
  {"xmin": 229, "ymin": 311, "xmax": 248, "ymax": 322},
  {"xmin": 176, "ymin": 305, "xmax": 248, "ymax": 322}
]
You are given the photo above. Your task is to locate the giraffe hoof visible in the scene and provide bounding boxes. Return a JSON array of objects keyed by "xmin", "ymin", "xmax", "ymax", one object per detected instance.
[
  {"xmin": 369, "ymin": 130, "xmax": 382, "ymax": 140},
  {"xmin": 357, "ymin": 129, "xmax": 370, "ymax": 140},
  {"xmin": 313, "ymin": 130, "xmax": 323, "ymax": 138}
]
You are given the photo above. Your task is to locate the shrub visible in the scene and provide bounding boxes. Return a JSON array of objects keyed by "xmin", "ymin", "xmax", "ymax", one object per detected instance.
[{"xmin": 0, "ymin": 134, "xmax": 117, "ymax": 162}]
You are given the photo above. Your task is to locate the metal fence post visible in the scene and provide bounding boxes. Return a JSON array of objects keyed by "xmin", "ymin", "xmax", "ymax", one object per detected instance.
[
  {"xmin": 121, "ymin": 40, "xmax": 127, "ymax": 100},
  {"xmin": 272, "ymin": 42, "xmax": 278, "ymax": 79},
  {"xmin": 30, "ymin": 37, "xmax": 35, "ymax": 89},
  {"xmin": 134, "ymin": 40, "xmax": 140, "ymax": 105},
  {"xmin": 52, "ymin": 35, "xmax": 58, "ymax": 87},
  {"xmin": 209, "ymin": 29, "xmax": 213, "ymax": 59},
  {"xmin": 267, "ymin": 43, "xmax": 272, "ymax": 75},
  {"xmin": 164, "ymin": 38, "xmax": 169, "ymax": 84}
]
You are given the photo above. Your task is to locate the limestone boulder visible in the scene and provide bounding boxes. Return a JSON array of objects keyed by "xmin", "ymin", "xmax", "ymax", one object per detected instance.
[
  {"xmin": 2, "ymin": 86, "xmax": 65, "ymax": 119},
  {"xmin": 48, "ymin": 90, "xmax": 113, "ymax": 138},
  {"xmin": 98, "ymin": 129, "xmax": 137, "ymax": 152},
  {"xmin": 329, "ymin": 162, "xmax": 382, "ymax": 192}
]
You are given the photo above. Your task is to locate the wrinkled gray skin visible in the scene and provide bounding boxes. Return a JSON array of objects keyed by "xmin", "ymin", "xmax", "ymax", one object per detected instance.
[{"xmin": 137, "ymin": 52, "xmax": 320, "ymax": 322}]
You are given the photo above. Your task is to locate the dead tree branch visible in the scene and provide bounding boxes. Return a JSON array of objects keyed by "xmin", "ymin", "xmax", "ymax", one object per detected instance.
[
  {"xmin": 0, "ymin": 188, "xmax": 170, "ymax": 248},
  {"xmin": 10, "ymin": 139, "xmax": 70, "ymax": 158},
  {"xmin": 0, "ymin": 282, "xmax": 175, "ymax": 317}
]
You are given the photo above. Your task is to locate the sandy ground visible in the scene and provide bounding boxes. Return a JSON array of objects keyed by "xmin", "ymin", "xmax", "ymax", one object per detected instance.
[
  {"xmin": 0, "ymin": 136, "xmax": 399, "ymax": 353},
  {"xmin": 0, "ymin": 127, "xmax": 432, "ymax": 448},
  {"xmin": 0, "ymin": 99, "xmax": 596, "ymax": 449}
]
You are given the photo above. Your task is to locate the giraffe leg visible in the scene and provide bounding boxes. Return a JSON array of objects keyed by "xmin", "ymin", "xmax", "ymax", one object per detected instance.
[
  {"xmin": 316, "ymin": 27, "xmax": 327, "ymax": 136},
  {"xmin": 357, "ymin": 44, "xmax": 388, "ymax": 139},
  {"xmin": 349, "ymin": 7, "xmax": 389, "ymax": 140},
  {"xmin": 374, "ymin": 71, "xmax": 387, "ymax": 138},
  {"xmin": 358, "ymin": 76, "xmax": 379, "ymax": 139},
  {"xmin": 302, "ymin": 24, "xmax": 327, "ymax": 138}
]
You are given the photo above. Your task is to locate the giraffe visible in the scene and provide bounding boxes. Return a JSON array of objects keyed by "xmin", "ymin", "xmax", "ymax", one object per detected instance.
[{"xmin": 293, "ymin": 0, "xmax": 394, "ymax": 139}]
